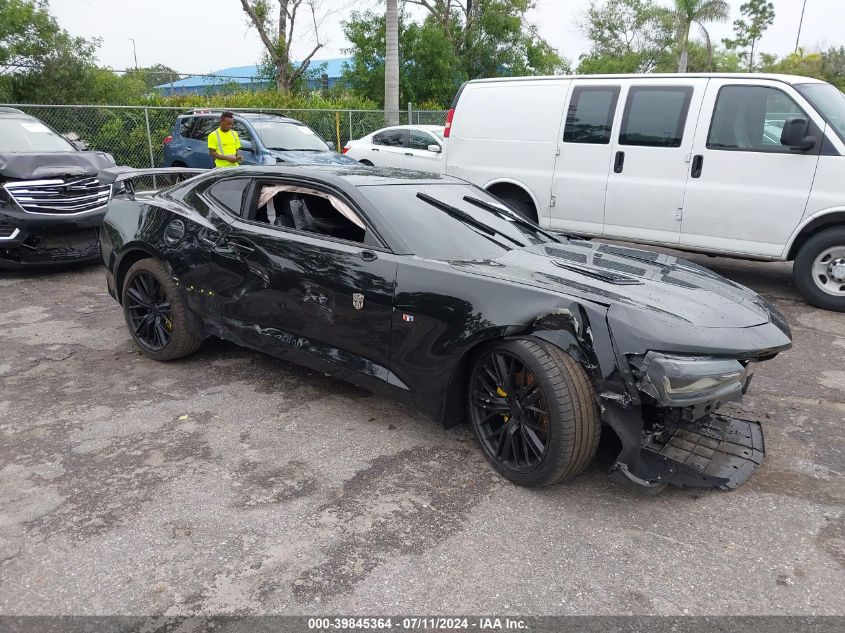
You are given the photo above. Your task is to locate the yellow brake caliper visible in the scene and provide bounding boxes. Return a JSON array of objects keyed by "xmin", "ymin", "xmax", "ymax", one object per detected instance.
[{"xmin": 496, "ymin": 386, "xmax": 509, "ymax": 423}]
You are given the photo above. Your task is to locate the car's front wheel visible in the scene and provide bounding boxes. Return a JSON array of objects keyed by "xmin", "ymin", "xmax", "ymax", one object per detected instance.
[
  {"xmin": 468, "ymin": 339, "xmax": 600, "ymax": 487},
  {"xmin": 794, "ymin": 226, "xmax": 845, "ymax": 312},
  {"xmin": 122, "ymin": 258, "xmax": 202, "ymax": 361}
]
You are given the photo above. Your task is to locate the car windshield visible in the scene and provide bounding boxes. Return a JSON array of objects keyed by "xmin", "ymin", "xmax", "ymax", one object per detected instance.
[
  {"xmin": 358, "ymin": 183, "xmax": 558, "ymax": 260},
  {"xmin": 796, "ymin": 83, "xmax": 845, "ymax": 142},
  {"xmin": 0, "ymin": 117, "xmax": 75, "ymax": 152},
  {"xmin": 250, "ymin": 120, "xmax": 329, "ymax": 151}
]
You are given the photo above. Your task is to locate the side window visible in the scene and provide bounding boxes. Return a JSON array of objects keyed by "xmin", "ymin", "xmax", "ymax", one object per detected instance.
[
  {"xmin": 249, "ymin": 182, "xmax": 368, "ymax": 244},
  {"xmin": 563, "ymin": 86, "xmax": 620, "ymax": 144},
  {"xmin": 178, "ymin": 117, "xmax": 194, "ymax": 138},
  {"xmin": 373, "ymin": 129, "xmax": 407, "ymax": 147},
  {"xmin": 232, "ymin": 119, "xmax": 253, "ymax": 143},
  {"xmin": 619, "ymin": 86, "xmax": 694, "ymax": 147},
  {"xmin": 410, "ymin": 130, "xmax": 438, "ymax": 150},
  {"xmin": 189, "ymin": 117, "xmax": 218, "ymax": 140},
  {"xmin": 207, "ymin": 178, "xmax": 251, "ymax": 216},
  {"xmin": 707, "ymin": 85, "xmax": 808, "ymax": 152}
]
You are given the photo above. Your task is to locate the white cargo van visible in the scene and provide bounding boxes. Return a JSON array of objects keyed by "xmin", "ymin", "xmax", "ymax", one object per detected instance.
[{"xmin": 443, "ymin": 74, "xmax": 845, "ymax": 311}]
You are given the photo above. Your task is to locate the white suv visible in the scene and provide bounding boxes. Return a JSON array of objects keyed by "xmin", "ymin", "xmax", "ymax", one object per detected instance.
[
  {"xmin": 344, "ymin": 125, "xmax": 445, "ymax": 173},
  {"xmin": 443, "ymin": 73, "xmax": 845, "ymax": 311}
]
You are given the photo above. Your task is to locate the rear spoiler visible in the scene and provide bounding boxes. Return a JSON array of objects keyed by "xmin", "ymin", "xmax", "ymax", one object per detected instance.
[{"xmin": 98, "ymin": 166, "xmax": 207, "ymax": 198}]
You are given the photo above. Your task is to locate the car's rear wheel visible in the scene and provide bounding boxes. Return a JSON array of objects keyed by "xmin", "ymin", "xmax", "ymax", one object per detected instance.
[
  {"xmin": 122, "ymin": 258, "xmax": 202, "ymax": 361},
  {"xmin": 168, "ymin": 161, "xmax": 189, "ymax": 185},
  {"xmin": 793, "ymin": 227, "xmax": 845, "ymax": 312},
  {"xmin": 468, "ymin": 338, "xmax": 600, "ymax": 487}
]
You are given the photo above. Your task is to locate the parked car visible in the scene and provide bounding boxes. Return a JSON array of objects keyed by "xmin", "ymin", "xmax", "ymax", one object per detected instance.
[
  {"xmin": 0, "ymin": 107, "xmax": 116, "ymax": 268},
  {"xmin": 443, "ymin": 73, "xmax": 845, "ymax": 311},
  {"xmin": 98, "ymin": 164, "xmax": 791, "ymax": 493},
  {"xmin": 163, "ymin": 110, "xmax": 356, "ymax": 169},
  {"xmin": 343, "ymin": 125, "xmax": 445, "ymax": 172}
]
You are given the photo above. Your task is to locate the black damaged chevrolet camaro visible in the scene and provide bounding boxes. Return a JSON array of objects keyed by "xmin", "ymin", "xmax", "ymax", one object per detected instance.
[{"xmin": 98, "ymin": 165, "xmax": 792, "ymax": 492}]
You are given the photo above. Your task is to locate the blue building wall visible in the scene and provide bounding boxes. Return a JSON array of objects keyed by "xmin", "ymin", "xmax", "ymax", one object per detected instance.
[{"xmin": 154, "ymin": 58, "xmax": 350, "ymax": 96}]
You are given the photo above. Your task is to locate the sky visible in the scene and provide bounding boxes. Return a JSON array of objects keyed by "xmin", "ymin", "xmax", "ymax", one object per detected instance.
[{"xmin": 49, "ymin": 0, "xmax": 844, "ymax": 75}]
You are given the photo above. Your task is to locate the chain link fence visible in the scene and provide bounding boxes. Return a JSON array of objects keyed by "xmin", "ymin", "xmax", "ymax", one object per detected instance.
[{"xmin": 1, "ymin": 104, "xmax": 448, "ymax": 169}]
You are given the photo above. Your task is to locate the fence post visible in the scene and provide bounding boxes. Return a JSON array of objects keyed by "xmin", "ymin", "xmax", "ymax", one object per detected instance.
[
  {"xmin": 407, "ymin": 102, "xmax": 412, "ymax": 124},
  {"xmin": 143, "ymin": 107, "xmax": 157, "ymax": 189},
  {"xmin": 348, "ymin": 110, "xmax": 352, "ymax": 142}
]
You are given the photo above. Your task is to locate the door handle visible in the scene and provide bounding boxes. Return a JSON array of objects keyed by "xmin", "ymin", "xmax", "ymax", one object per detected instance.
[
  {"xmin": 371, "ymin": 148, "xmax": 379, "ymax": 152},
  {"xmin": 613, "ymin": 151, "xmax": 625, "ymax": 174},
  {"xmin": 359, "ymin": 249, "xmax": 378, "ymax": 262},
  {"xmin": 404, "ymin": 152, "xmax": 413, "ymax": 156},
  {"xmin": 691, "ymin": 154, "xmax": 704, "ymax": 178}
]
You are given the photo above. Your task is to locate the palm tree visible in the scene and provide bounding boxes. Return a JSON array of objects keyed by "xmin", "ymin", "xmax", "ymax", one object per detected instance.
[
  {"xmin": 385, "ymin": 0, "xmax": 400, "ymax": 125},
  {"xmin": 671, "ymin": 0, "xmax": 730, "ymax": 72}
]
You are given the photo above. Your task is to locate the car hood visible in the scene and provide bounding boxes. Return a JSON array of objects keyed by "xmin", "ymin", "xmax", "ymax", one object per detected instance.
[
  {"xmin": 0, "ymin": 151, "xmax": 116, "ymax": 180},
  {"xmin": 451, "ymin": 240, "xmax": 774, "ymax": 329},
  {"xmin": 265, "ymin": 149, "xmax": 358, "ymax": 165}
]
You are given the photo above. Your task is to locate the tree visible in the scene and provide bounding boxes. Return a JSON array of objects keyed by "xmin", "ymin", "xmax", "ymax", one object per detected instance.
[
  {"xmin": 577, "ymin": 0, "xmax": 675, "ymax": 74},
  {"xmin": 723, "ymin": 0, "xmax": 775, "ymax": 71},
  {"xmin": 669, "ymin": 0, "xmax": 730, "ymax": 73},
  {"xmin": 385, "ymin": 0, "xmax": 399, "ymax": 124},
  {"xmin": 342, "ymin": 1, "xmax": 566, "ymax": 108},
  {"xmin": 239, "ymin": 0, "xmax": 327, "ymax": 92}
]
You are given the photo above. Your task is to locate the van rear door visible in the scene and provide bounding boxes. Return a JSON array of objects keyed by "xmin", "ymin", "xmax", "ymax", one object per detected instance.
[
  {"xmin": 602, "ymin": 78, "xmax": 708, "ymax": 245},
  {"xmin": 550, "ymin": 81, "xmax": 622, "ymax": 235}
]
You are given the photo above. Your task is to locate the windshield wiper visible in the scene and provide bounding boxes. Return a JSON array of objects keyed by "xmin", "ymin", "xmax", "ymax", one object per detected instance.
[
  {"xmin": 462, "ymin": 196, "xmax": 562, "ymax": 243},
  {"xmin": 266, "ymin": 146, "xmax": 290, "ymax": 151},
  {"xmin": 416, "ymin": 192, "xmax": 526, "ymax": 247}
]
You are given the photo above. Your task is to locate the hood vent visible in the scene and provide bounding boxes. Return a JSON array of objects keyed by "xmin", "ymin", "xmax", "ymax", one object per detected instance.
[{"xmin": 551, "ymin": 260, "xmax": 643, "ymax": 285}]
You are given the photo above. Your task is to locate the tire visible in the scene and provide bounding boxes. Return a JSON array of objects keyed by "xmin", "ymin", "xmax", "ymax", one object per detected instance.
[
  {"xmin": 467, "ymin": 338, "xmax": 600, "ymax": 487},
  {"xmin": 359, "ymin": 160, "xmax": 374, "ymax": 166},
  {"xmin": 121, "ymin": 258, "xmax": 202, "ymax": 361},
  {"xmin": 793, "ymin": 226, "xmax": 845, "ymax": 312},
  {"xmin": 167, "ymin": 162, "xmax": 189, "ymax": 185}
]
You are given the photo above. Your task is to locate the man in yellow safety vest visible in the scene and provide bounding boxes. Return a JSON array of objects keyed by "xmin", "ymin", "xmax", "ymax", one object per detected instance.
[{"xmin": 207, "ymin": 111, "xmax": 242, "ymax": 167}]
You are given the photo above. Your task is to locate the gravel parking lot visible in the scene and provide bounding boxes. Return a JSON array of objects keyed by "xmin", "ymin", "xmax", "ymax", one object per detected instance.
[{"xmin": 1, "ymin": 253, "xmax": 843, "ymax": 616}]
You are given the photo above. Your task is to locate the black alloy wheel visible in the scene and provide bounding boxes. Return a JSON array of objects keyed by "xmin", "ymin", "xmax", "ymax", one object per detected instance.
[
  {"xmin": 471, "ymin": 349, "xmax": 550, "ymax": 473},
  {"xmin": 125, "ymin": 270, "xmax": 173, "ymax": 351},
  {"xmin": 468, "ymin": 339, "xmax": 601, "ymax": 487},
  {"xmin": 121, "ymin": 258, "xmax": 202, "ymax": 361}
]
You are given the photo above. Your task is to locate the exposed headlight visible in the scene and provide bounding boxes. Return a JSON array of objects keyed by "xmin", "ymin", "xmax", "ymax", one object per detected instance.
[{"xmin": 634, "ymin": 352, "xmax": 748, "ymax": 406}]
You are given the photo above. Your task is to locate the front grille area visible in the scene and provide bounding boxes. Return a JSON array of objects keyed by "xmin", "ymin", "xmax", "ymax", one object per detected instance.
[{"xmin": 4, "ymin": 176, "xmax": 111, "ymax": 215}]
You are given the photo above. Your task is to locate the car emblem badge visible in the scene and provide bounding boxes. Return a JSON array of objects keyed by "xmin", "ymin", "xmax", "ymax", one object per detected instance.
[{"xmin": 352, "ymin": 293, "xmax": 365, "ymax": 310}]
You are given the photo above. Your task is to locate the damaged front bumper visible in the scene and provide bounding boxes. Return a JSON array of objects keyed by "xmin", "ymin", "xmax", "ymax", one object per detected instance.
[
  {"xmin": 0, "ymin": 202, "xmax": 104, "ymax": 269},
  {"xmin": 608, "ymin": 407, "xmax": 765, "ymax": 490}
]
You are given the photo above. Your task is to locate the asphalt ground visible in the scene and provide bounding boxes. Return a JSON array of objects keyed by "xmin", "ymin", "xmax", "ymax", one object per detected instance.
[{"xmin": 1, "ymin": 252, "xmax": 843, "ymax": 617}]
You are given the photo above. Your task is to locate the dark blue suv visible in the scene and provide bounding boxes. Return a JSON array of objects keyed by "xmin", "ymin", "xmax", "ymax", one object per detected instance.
[{"xmin": 162, "ymin": 110, "xmax": 355, "ymax": 168}]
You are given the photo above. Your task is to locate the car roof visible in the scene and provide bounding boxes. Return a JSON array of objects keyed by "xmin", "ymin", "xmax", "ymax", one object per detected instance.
[
  {"xmin": 180, "ymin": 111, "xmax": 300, "ymax": 123},
  {"xmin": 465, "ymin": 73, "xmax": 828, "ymax": 86},
  {"xmin": 202, "ymin": 164, "xmax": 460, "ymax": 187}
]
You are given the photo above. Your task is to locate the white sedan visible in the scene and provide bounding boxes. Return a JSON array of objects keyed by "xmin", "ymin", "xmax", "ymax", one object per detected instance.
[{"xmin": 343, "ymin": 125, "xmax": 445, "ymax": 173}]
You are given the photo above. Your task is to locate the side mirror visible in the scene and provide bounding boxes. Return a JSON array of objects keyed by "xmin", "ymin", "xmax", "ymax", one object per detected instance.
[
  {"xmin": 427, "ymin": 144, "xmax": 442, "ymax": 153},
  {"xmin": 780, "ymin": 117, "xmax": 816, "ymax": 151},
  {"xmin": 71, "ymin": 140, "xmax": 88, "ymax": 151},
  {"xmin": 240, "ymin": 140, "xmax": 254, "ymax": 152},
  {"xmin": 326, "ymin": 141, "xmax": 336, "ymax": 151}
]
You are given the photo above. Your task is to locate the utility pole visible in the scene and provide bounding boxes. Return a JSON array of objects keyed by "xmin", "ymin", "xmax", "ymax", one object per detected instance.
[
  {"xmin": 795, "ymin": 0, "xmax": 808, "ymax": 53},
  {"xmin": 130, "ymin": 38, "xmax": 138, "ymax": 69}
]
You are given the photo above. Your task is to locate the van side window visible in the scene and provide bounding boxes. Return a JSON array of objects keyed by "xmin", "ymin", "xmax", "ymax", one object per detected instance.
[
  {"xmin": 563, "ymin": 86, "xmax": 620, "ymax": 144},
  {"xmin": 619, "ymin": 86, "xmax": 694, "ymax": 148},
  {"xmin": 707, "ymin": 85, "xmax": 807, "ymax": 152}
]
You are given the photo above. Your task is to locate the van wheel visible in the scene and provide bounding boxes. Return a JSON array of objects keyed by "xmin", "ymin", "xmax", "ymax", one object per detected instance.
[
  {"xmin": 487, "ymin": 186, "xmax": 538, "ymax": 224},
  {"xmin": 794, "ymin": 227, "xmax": 845, "ymax": 312},
  {"xmin": 359, "ymin": 160, "xmax": 374, "ymax": 166},
  {"xmin": 467, "ymin": 338, "xmax": 600, "ymax": 487}
]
